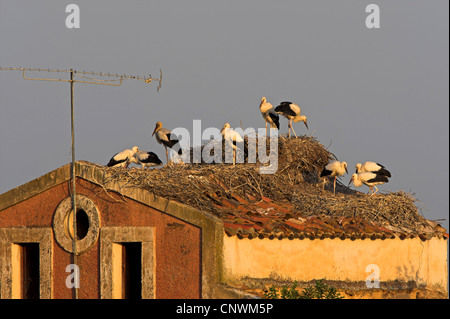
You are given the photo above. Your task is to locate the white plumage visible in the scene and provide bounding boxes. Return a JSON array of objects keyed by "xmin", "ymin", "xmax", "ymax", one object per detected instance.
[
  {"xmin": 259, "ymin": 97, "xmax": 280, "ymax": 136},
  {"xmin": 152, "ymin": 121, "xmax": 183, "ymax": 164},
  {"xmin": 355, "ymin": 161, "xmax": 391, "ymax": 177},
  {"xmin": 221, "ymin": 123, "xmax": 244, "ymax": 165},
  {"xmin": 133, "ymin": 151, "xmax": 163, "ymax": 169},
  {"xmin": 320, "ymin": 160, "xmax": 348, "ymax": 195},
  {"xmin": 107, "ymin": 146, "xmax": 139, "ymax": 168},
  {"xmin": 274, "ymin": 101, "xmax": 308, "ymax": 138},
  {"xmin": 349, "ymin": 172, "xmax": 389, "ymax": 196}
]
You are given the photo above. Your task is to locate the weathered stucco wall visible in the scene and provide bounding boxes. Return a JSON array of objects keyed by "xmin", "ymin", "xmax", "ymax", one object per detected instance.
[
  {"xmin": 0, "ymin": 177, "xmax": 202, "ymax": 299},
  {"xmin": 222, "ymin": 235, "xmax": 448, "ymax": 295}
]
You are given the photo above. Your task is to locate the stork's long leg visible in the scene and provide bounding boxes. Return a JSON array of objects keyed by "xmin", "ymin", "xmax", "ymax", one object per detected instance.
[
  {"xmin": 333, "ymin": 176, "xmax": 337, "ymax": 196},
  {"xmin": 288, "ymin": 120, "xmax": 291, "ymax": 138},
  {"xmin": 164, "ymin": 146, "xmax": 169, "ymax": 165},
  {"xmin": 233, "ymin": 149, "xmax": 236, "ymax": 166},
  {"xmin": 371, "ymin": 186, "xmax": 379, "ymax": 196},
  {"xmin": 291, "ymin": 121, "xmax": 298, "ymax": 138},
  {"xmin": 266, "ymin": 122, "xmax": 268, "ymax": 137}
]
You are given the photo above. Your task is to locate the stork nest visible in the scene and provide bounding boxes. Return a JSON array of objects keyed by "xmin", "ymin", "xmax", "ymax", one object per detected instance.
[{"xmin": 84, "ymin": 135, "xmax": 434, "ymax": 234}]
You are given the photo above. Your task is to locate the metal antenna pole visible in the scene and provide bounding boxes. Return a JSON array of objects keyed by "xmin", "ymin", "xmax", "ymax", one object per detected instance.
[
  {"xmin": 70, "ymin": 69, "xmax": 78, "ymax": 299},
  {"xmin": 0, "ymin": 66, "xmax": 161, "ymax": 300}
]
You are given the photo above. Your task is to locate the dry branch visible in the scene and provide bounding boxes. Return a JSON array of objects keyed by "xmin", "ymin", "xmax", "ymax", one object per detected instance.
[{"xmin": 81, "ymin": 135, "xmax": 430, "ymax": 233}]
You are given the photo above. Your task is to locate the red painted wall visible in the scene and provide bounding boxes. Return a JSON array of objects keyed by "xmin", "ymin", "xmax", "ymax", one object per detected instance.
[{"xmin": 0, "ymin": 177, "xmax": 202, "ymax": 299}]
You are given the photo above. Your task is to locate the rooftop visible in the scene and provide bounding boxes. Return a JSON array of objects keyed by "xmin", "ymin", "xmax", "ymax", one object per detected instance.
[{"xmin": 81, "ymin": 136, "xmax": 447, "ymax": 240}]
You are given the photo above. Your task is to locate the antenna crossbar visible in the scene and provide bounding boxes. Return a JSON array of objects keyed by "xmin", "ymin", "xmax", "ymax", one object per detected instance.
[{"xmin": 0, "ymin": 66, "xmax": 162, "ymax": 90}]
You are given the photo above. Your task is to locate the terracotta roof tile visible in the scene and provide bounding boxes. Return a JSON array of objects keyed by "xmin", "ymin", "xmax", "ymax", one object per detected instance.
[{"xmin": 213, "ymin": 192, "xmax": 446, "ymax": 240}]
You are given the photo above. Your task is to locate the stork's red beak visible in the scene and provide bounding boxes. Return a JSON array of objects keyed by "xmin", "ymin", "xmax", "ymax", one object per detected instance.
[
  {"xmin": 152, "ymin": 127, "xmax": 157, "ymax": 136},
  {"xmin": 304, "ymin": 121, "xmax": 309, "ymax": 130}
]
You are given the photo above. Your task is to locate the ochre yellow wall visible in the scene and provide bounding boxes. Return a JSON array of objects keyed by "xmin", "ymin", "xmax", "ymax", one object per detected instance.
[{"xmin": 222, "ymin": 236, "xmax": 448, "ymax": 294}]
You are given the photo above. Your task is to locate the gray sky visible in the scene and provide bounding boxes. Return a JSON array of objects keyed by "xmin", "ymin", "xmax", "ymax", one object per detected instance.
[{"xmin": 0, "ymin": 1, "xmax": 448, "ymax": 231}]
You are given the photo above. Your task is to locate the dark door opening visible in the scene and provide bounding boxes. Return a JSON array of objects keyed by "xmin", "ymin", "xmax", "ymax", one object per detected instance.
[
  {"xmin": 15, "ymin": 243, "xmax": 40, "ymax": 299},
  {"xmin": 121, "ymin": 242, "xmax": 142, "ymax": 299}
]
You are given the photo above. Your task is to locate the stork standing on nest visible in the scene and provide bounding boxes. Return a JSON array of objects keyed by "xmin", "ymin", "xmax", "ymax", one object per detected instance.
[
  {"xmin": 152, "ymin": 121, "xmax": 183, "ymax": 164},
  {"xmin": 107, "ymin": 146, "xmax": 139, "ymax": 168},
  {"xmin": 259, "ymin": 97, "xmax": 279, "ymax": 136},
  {"xmin": 355, "ymin": 161, "xmax": 391, "ymax": 177},
  {"xmin": 221, "ymin": 123, "xmax": 244, "ymax": 166},
  {"xmin": 320, "ymin": 160, "xmax": 348, "ymax": 196},
  {"xmin": 133, "ymin": 151, "xmax": 163, "ymax": 169},
  {"xmin": 274, "ymin": 101, "xmax": 308, "ymax": 138},
  {"xmin": 349, "ymin": 172, "xmax": 389, "ymax": 196}
]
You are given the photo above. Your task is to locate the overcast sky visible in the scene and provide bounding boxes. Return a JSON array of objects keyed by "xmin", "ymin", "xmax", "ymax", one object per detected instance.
[{"xmin": 0, "ymin": 1, "xmax": 448, "ymax": 230}]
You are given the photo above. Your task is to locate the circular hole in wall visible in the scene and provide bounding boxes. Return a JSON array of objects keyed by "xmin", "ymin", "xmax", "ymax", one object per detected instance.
[
  {"xmin": 54, "ymin": 195, "xmax": 100, "ymax": 254},
  {"xmin": 65, "ymin": 209, "xmax": 90, "ymax": 240}
]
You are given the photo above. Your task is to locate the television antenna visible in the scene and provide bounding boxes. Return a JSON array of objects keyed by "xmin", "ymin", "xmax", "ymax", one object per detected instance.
[{"xmin": 0, "ymin": 66, "xmax": 162, "ymax": 299}]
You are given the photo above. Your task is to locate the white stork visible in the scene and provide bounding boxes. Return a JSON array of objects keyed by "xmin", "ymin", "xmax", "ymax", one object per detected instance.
[
  {"xmin": 320, "ymin": 160, "xmax": 348, "ymax": 195},
  {"xmin": 134, "ymin": 151, "xmax": 163, "ymax": 169},
  {"xmin": 349, "ymin": 172, "xmax": 389, "ymax": 196},
  {"xmin": 221, "ymin": 123, "xmax": 244, "ymax": 165},
  {"xmin": 274, "ymin": 101, "xmax": 308, "ymax": 138},
  {"xmin": 107, "ymin": 146, "xmax": 139, "ymax": 168},
  {"xmin": 259, "ymin": 97, "xmax": 280, "ymax": 136},
  {"xmin": 152, "ymin": 121, "xmax": 183, "ymax": 164},
  {"xmin": 355, "ymin": 161, "xmax": 391, "ymax": 178}
]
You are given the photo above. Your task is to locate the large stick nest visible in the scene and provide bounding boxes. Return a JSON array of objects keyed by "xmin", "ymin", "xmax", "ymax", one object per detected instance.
[{"xmin": 85, "ymin": 135, "xmax": 437, "ymax": 234}]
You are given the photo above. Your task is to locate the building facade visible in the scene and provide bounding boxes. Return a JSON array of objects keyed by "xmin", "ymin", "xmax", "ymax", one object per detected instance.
[{"xmin": 0, "ymin": 162, "xmax": 447, "ymax": 299}]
